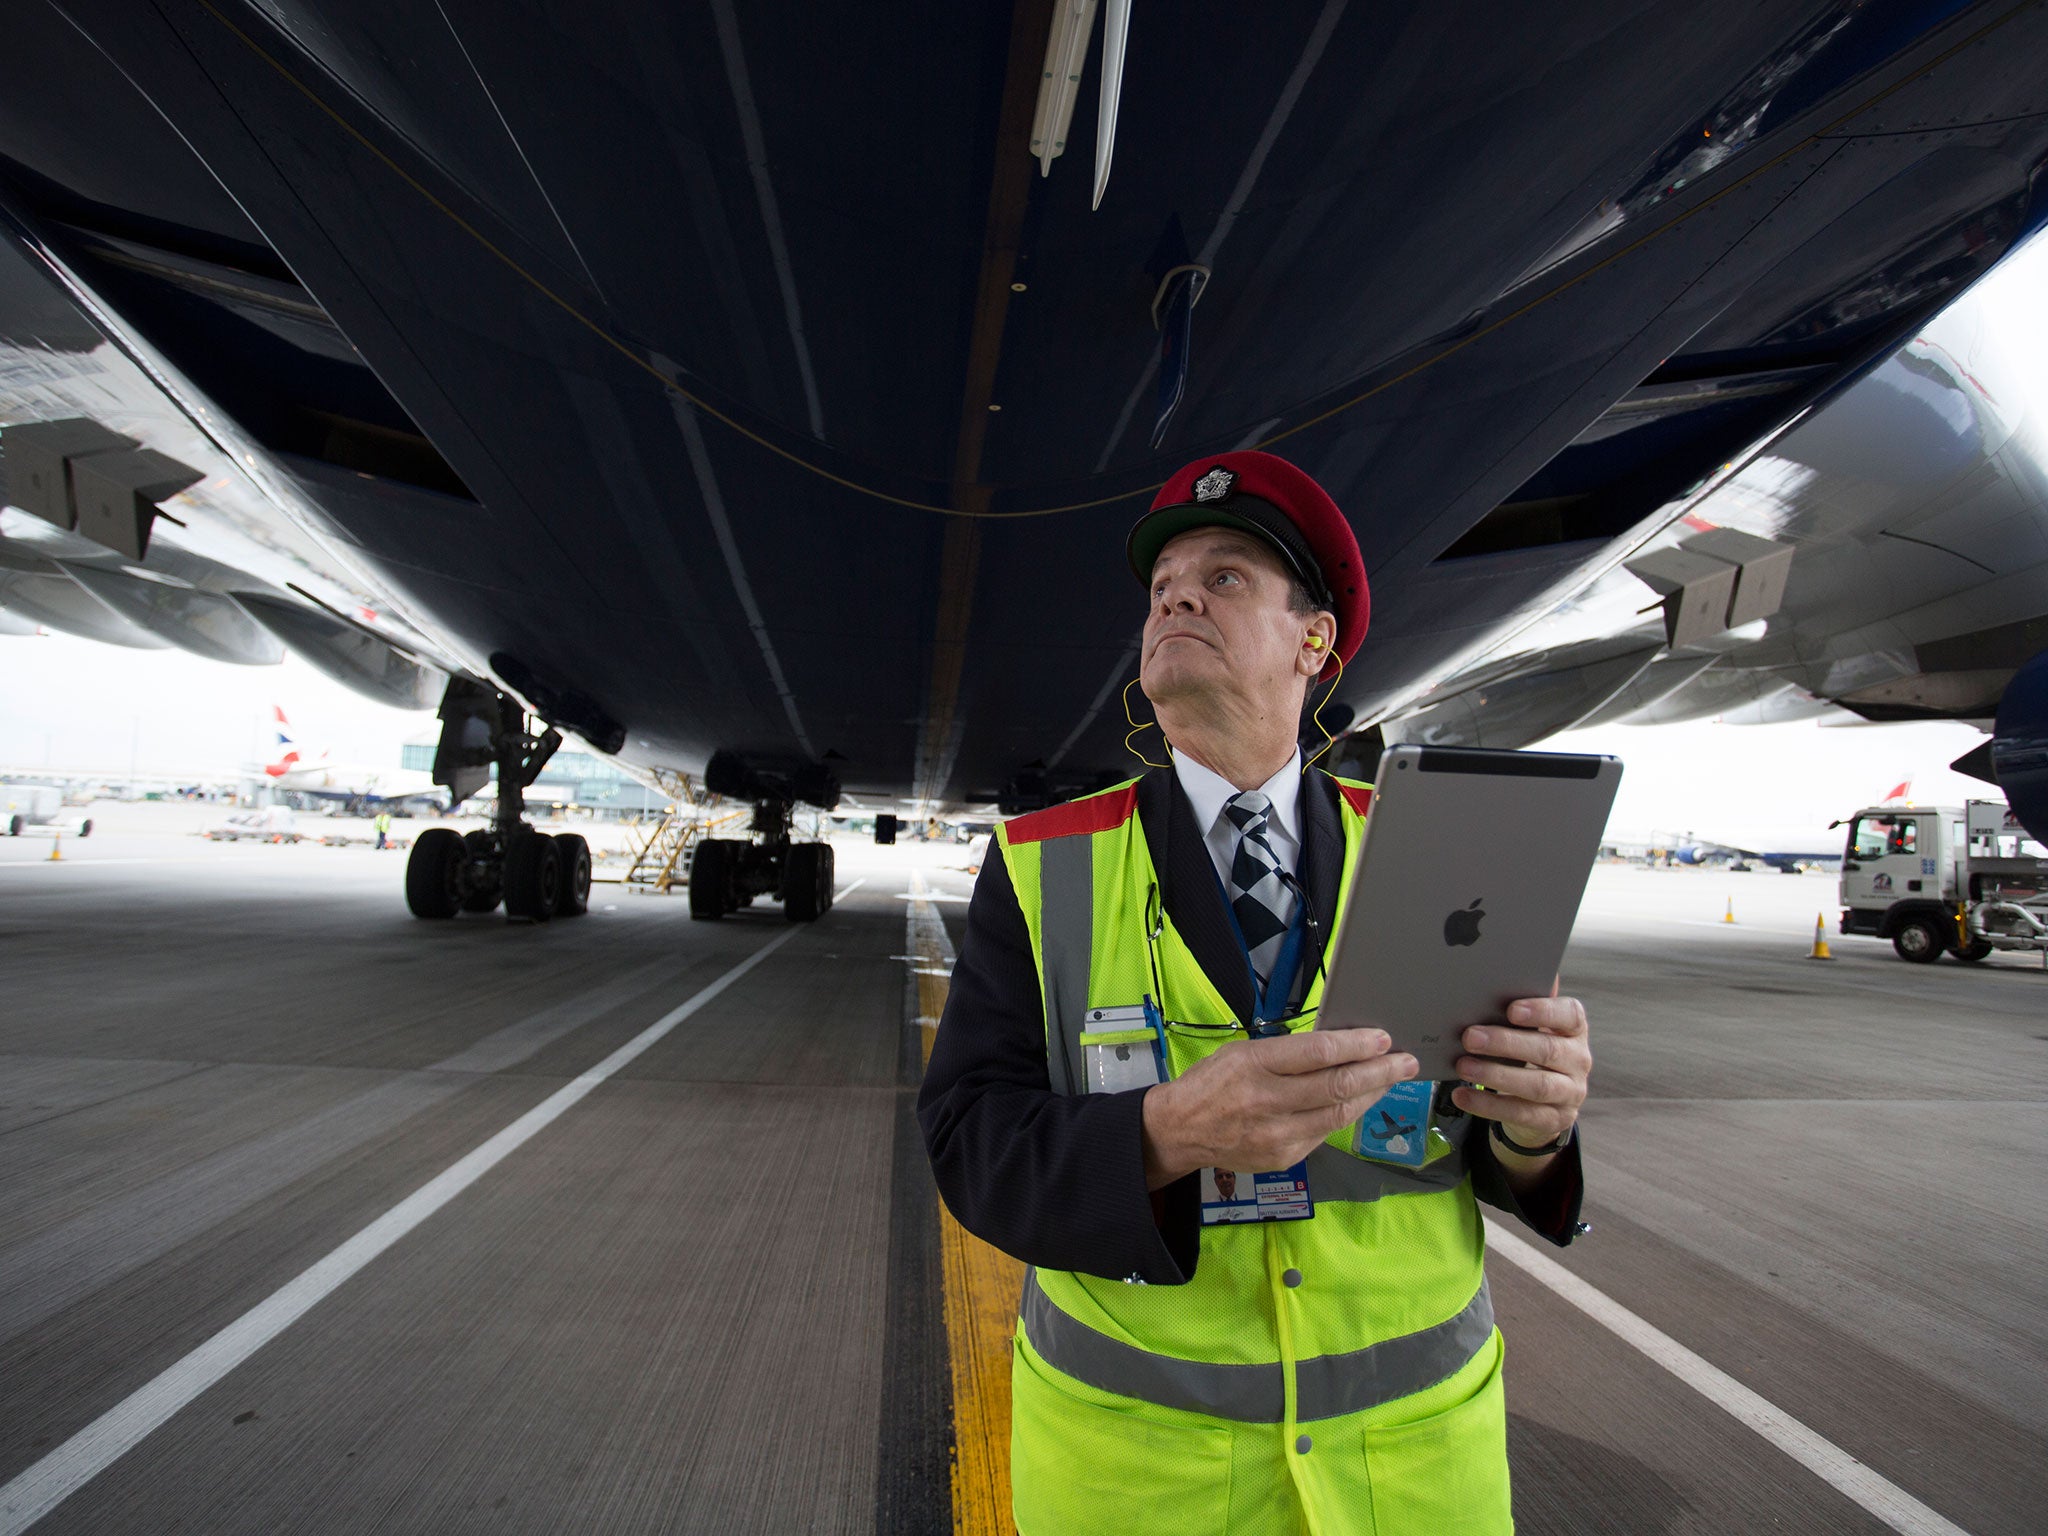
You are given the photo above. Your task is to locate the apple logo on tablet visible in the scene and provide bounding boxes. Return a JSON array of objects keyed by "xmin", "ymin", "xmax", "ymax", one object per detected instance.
[{"xmin": 1444, "ymin": 898, "xmax": 1485, "ymax": 947}]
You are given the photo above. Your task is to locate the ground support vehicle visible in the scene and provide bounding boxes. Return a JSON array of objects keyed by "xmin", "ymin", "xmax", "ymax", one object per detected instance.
[
  {"xmin": 205, "ymin": 807, "xmax": 301, "ymax": 843},
  {"xmin": 5, "ymin": 783, "xmax": 93, "ymax": 838},
  {"xmin": 1838, "ymin": 801, "xmax": 2048, "ymax": 965}
]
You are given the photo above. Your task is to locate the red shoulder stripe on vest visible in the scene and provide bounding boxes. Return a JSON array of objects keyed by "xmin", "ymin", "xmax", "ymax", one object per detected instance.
[
  {"xmin": 1002, "ymin": 784, "xmax": 1139, "ymax": 845},
  {"xmin": 1337, "ymin": 782, "xmax": 1374, "ymax": 818}
]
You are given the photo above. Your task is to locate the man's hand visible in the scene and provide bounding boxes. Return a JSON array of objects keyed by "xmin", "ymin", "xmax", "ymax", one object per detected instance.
[
  {"xmin": 1450, "ymin": 990, "xmax": 1592, "ymax": 1164},
  {"xmin": 1141, "ymin": 1029, "xmax": 1417, "ymax": 1191}
]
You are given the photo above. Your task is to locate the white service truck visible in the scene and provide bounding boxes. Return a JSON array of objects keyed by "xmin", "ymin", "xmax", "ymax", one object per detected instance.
[
  {"xmin": 4, "ymin": 784, "xmax": 93, "ymax": 839},
  {"xmin": 1838, "ymin": 800, "xmax": 2048, "ymax": 964}
]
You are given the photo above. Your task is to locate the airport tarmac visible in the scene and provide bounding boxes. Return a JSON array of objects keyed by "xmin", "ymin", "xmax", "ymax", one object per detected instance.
[{"xmin": 1, "ymin": 818, "xmax": 2042, "ymax": 1534}]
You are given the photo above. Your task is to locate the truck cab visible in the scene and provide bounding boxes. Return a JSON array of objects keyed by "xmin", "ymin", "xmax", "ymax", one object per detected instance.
[{"xmin": 1839, "ymin": 800, "xmax": 2048, "ymax": 962}]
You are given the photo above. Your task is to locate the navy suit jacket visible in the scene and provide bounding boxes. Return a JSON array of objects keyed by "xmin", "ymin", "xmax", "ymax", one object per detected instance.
[{"xmin": 917, "ymin": 766, "xmax": 1584, "ymax": 1284}]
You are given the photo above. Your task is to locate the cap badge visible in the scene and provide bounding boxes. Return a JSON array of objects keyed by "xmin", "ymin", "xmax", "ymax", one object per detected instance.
[{"xmin": 1193, "ymin": 467, "xmax": 1236, "ymax": 503}]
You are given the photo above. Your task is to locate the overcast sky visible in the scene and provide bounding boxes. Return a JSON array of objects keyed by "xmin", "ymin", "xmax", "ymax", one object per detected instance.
[
  {"xmin": 0, "ymin": 629, "xmax": 436, "ymax": 779},
  {"xmin": 0, "ymin": 627, "xmax": 1997, "ymax": 838}
]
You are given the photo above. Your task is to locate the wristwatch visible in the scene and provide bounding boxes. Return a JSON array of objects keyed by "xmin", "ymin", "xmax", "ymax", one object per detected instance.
[{"xmin": 1490, "ymin": 1120, "xmax": 1574, "ymax": 1157}]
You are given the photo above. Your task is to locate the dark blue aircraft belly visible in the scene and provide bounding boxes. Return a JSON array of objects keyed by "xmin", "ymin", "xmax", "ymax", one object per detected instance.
[{"xmin": 7, "ymin": 1, "xmax": 2048, "ymax": 799}]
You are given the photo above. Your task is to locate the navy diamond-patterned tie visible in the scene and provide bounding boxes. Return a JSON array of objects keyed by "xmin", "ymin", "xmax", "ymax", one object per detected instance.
[{"xmin": 1224, "ymin": 791, "xmax": 1295, "ymax": 986}]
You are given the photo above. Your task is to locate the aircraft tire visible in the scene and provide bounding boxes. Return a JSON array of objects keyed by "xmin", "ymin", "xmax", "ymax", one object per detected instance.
[
  {"xmin": 819, "ymin": 842, "xmax": 836, "ymax": 910},
  {"xmin": 783, "ymin": 843, "xmax": 829, "ymax": 923},
  {"xmin": 1891, "ymin": 916, "xmax": 1944, "ymax": 963},
  {"xmin": 503, "ymin": 831, "xmax": 560, "ymax": 923},
  {"xmin": 689, "ymin": 838, "xmax": 730, "ymax": 920},
  {"xmin": 552, "ymin": 833, "xmax": 591, "ymax": 916},
  {"xmin": 406, "ymin": 828, "xmax": 466, "ymax": 919},
  {"xmin": 458, "ymin": 830, "xmax": 501, "ymax": 912}
]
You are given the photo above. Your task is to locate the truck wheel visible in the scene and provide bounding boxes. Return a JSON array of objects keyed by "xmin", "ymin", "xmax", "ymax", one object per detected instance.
[
  {"xmin": 7, "ymin": 815, "xmax": 21, "ymax": 836},
  {"xmin": 1950, "ymin": 937, "xmax": 1994, "ymax": 963},
  {"xmin": 689, "ymin": 838, "xmax": 730, "ymax": 920},
  {"xmin": 406, "ymin": 828, "xmax": 466, "ymax": 919},
  {"xmin": 503, "ymin": 832, "xmax": 560, "ymax": 922},
  {"xmin": 78, "ymin": 818, "xmax": 93, "ymax": 837},
  {"xmin": 552, "ymin": 833, "xmax": 591, "ymax": 916},
  {"xmin": 1891, "ymin": 917, "xmax": 1944, "ymax": 963}
]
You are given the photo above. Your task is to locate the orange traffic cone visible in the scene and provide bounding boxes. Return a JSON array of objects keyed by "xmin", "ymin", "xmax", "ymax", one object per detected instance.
[
  {"xmin": 1722, "ymin": 897, "xmax": 1735, "ymax": 924},
  {"xmin": 47, "ymin": 833, "xmax": 62, "ymax": 862},
  {"xmin": 1808, "ymin": 913, "xmax": 1834, "ymax": 960}
]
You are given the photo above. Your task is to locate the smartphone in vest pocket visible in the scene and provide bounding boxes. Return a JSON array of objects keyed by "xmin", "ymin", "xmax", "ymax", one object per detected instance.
[{"xmin": 1079, "ymin": 1004, "xmax": 1166, "ymax": 1092}]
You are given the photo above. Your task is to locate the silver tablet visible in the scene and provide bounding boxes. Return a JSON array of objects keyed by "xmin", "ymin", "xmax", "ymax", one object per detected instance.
[{"xmin": 1315, "ymin": 745, "xmax": 1622, "ymax": 1081}]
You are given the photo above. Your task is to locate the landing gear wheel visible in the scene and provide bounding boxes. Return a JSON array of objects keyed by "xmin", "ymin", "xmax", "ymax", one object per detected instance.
[
  {"xmin": 689, "ymin": 838, "xmax": 732, "ymax": 920},
  {"xmin": 1950, "ymin": 936, "xmax": 1993, "ymax": 963},
  {"xmin": 819, "ymin": 843, "xmax": 836, "ymax": 910},
  {"xmin": 459, "ymin": 830, "xmax": 501, "ymax": 912},
  {"xmin": 503, "ymin": 831, "xmax": 561, "ymax": 922},
  {"xmin": 552, "ymin": 833, "xmax": 591, "ymax": 916},
  {"xmin": 78, "ymin": 818, "xmax": 93, "ymax": 837},
  {"xmin": 406, "ymin": 828, "xmax": 466, "ymax": 919},
  {"xmin": 782, "ymin": 842, "xmax": 832, "ymax": 923},
  {"xmin": 1892, "ymin": 917, "xmax": 1944, "ymax": 963}
]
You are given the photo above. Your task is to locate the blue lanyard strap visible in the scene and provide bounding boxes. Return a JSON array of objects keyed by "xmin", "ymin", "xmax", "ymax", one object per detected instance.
[{"xmin": 1207, "ymin": 861, "xmax": 1310, "ymax": 1032}]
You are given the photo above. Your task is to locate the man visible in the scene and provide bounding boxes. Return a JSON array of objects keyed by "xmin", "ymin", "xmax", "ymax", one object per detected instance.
[
  {"xmin": 373, "ymin": 810, "xmax": 391, "ymax": 851},
  {"xmin": 919, "ymin": 451, "xmax": 1591, "ymax": 1535}
]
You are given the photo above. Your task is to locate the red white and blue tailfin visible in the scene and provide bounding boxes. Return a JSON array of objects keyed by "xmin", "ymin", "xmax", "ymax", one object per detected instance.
[{"xmin": 265, "ymin": 705, "xmax": 302, "ymax": 778}]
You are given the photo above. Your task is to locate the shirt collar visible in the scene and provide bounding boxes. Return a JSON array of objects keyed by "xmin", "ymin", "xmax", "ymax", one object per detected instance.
[{"xmin": 1172, "ymin": 747, "xmax": 1304, "ymax": 845}]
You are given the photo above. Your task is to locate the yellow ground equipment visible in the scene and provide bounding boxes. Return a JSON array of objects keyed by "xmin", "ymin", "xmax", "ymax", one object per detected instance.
[{"xmin": 608, "ymin": 772, "xmax": 745, "ymax": 892}]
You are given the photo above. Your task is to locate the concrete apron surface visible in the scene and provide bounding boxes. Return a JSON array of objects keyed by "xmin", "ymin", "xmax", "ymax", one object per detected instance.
[{"xmin": 0, "ymin": 838, "xmax": 2040, "ymax": 1534}]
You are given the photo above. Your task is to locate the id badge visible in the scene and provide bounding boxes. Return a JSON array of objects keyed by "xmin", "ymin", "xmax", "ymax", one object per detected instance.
[
  {"xmin": 1353, "ymin": 1078, "xmax": 1435, "ymax": 1168},
  {"xmin": 1080, "ymin": 1005, "xmax": 1166, "ymax": 1093},
  {"xmin": 1200, "ymin": 1162, "xmax": 1313, "ymax": 1224}
]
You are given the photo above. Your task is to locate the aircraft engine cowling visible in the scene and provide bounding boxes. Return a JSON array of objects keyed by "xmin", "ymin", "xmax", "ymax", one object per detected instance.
[{"xmin": 1993, "ymin": 648, "xmax": 2048, "ymax": 845}]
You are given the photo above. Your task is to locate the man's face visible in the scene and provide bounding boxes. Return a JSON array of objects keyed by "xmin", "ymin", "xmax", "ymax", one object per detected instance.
[{"xmin": 1141, "ymin": 528, "xmax": 1318, "ymax": 714}]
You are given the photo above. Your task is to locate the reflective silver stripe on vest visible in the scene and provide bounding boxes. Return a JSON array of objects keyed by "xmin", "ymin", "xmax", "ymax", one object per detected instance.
[
  {"xmin": 1038, "ymin": 834, "xmax": 1094, "ymax": 1097},
  {"xmin": 1022, "ymin": 1269, "xmax": 1494, "ymax": 1424}
]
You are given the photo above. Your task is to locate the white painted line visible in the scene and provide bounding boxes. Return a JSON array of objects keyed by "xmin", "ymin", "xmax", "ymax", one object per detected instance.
[
  {"xmin": 0, "ymin": 858, "xmax": 222, "ymax": 869},
  {"xmin": 0, "ymin": 918, "xmax": 826, "ymax": 1535},
  {"xmin": 905, "ymin": 872, "xmax": 958, "ymax": 1030},
  {"xmin": 1483, "ymin": 1220, "xmax": 1972, "ymax": 1536},
  {"xmin": 893, "ymin": 891, "xmax": 969, "ymax": 902}
]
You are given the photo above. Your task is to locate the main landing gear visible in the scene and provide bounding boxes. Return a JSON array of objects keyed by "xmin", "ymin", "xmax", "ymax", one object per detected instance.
[
  {"xmin": 687, "ymin": 750, "xmax": 839, "ymax": 924},
  {"xmin": 405, "ymin": 680, "xmax": 592, "ymax": 923}
]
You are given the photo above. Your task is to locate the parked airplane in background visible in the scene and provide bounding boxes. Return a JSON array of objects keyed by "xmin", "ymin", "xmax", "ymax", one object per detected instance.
[
  {"xmin": 4, "ymin": 2, "xmax": 2047, "ymax": 923},
  {"xmin": 1668, "ymin": 841, "xmax": 1842, "ymax": 873},
  {"xmin": 262, "ymin": 708, "xmax": 444, "ymax": 815}
]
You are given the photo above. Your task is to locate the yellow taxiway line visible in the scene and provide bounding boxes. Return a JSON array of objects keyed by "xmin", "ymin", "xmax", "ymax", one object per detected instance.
[{"xmin": 908, "ymin": 871, "xmax": 1024, "ymax": 1535}]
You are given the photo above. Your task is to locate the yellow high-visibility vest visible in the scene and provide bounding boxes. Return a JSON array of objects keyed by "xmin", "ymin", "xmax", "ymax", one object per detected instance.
[{"xmin": 997, "ymin": 773, "xmax": 1511, "ymax": 1536}]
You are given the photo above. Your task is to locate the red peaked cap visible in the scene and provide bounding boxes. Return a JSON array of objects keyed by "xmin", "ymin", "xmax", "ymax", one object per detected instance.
[{"xmin": 1127, "ymin": 450, "xmax": 1368, "ymax": 676}]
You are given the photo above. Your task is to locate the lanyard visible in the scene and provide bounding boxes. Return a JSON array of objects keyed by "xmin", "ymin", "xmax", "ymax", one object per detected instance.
[
  {"xmin": 1139, "ymin": 783, "xmax": 1327, "ymax": 1036},
  {"xmin": 1206, "ymin": 861, "xmax": 1309, "ymax": 1032}
]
